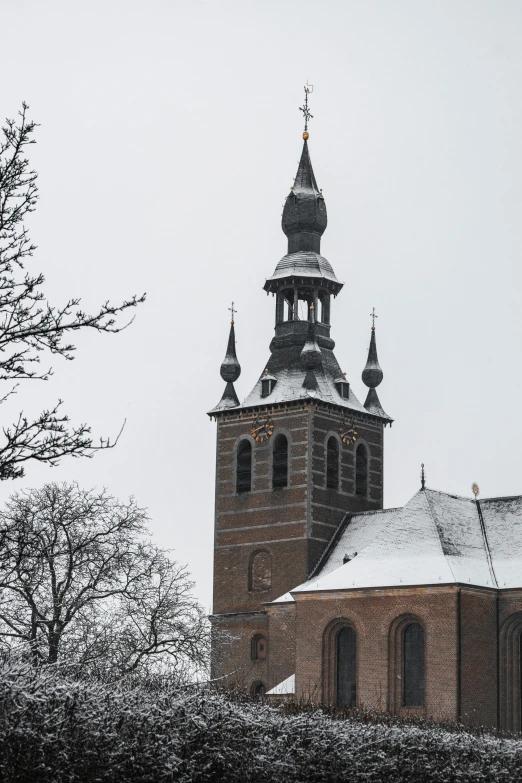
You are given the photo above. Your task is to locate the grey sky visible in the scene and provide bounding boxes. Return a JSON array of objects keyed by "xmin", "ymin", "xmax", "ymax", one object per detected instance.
[{"xmin": 1, "ymin": 0, "xmax": 521, "ymax": 610}]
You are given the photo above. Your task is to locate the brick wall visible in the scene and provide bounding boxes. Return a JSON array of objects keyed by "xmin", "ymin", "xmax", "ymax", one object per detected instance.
[
  {"xmin": 293, "ymin": 587, "xmax": 459, "ymax": 723},
  {"xmin": 211, "ymin": 400, "xmax": 385, "ymax": 695},
  {"xmin": 460, "ymin": 588, "xmax": 498, "ymax": 727}
]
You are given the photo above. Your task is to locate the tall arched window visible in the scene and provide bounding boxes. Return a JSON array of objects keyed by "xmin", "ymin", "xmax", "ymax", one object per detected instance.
[
  {"xmin": 272, "ymin": 434, "xmax": 288, "ymax": 488},
  {"xmin": 249, "ymin": 550, "xmax": 272, "ymax": 592},
  {"xmin": 355, "ymin": 444, "xmax": 368, "ymax": 497},
  {"xmin": 499, "ymin": 612, "xmax": 522, "ymax": 731},
  {"xmin": 236, "ymin": 440, "xmax": 252, "ymax": 493},
  {"xmin": 326, "ymin": 436, "xmax": 339, "ymax": 490},
  {"xmin": 403, "ymin": 623, "xmax": 425, "ymax": 706},
  {"xmin": 251, "ymin": 634, "xmax": 268, "ymax": 660},
  {"xmin": 336, "ymin": 627, "xmax": 357, "ymax": 707}
]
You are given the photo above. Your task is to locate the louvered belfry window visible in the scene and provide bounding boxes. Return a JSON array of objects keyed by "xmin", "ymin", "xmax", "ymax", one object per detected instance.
[
  {"xmin": 326, "ymin": 437, "xmax": 339, "ymax": 489},
  {"xmin": 272, "ymin": 434, "xmax": 288, "ymax": 488},
  {"xmin": 236, "ymin": 440, "xmax": 252, "ymax": 493},
  {"xmin": 336, "ymin": 627, "xmax": 357, "ymax": 707},
  {"xmin": 403, "ymin": 623, "xmax": 425, "ymax": 706},
  {"xmin": 355, "ymin": 444, "xmax": 368, "ymax": 496}
]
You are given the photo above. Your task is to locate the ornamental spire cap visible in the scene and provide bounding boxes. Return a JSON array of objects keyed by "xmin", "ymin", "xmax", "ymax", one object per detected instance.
[
  {"xmin": 281, "ymin": 86, "xmax": 327, "ymax": 255},
  {"xmin": 362, "ymin": 310, "xmax": 383, "ymax": 388},
  {"xmin": 220, "ymin": 305, "xmax": 241, "ymax": 383}
]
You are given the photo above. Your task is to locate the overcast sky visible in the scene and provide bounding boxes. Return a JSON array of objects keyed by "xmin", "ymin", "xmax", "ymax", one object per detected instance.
[{"xmin": 2, "ymin": 0, "xmax": 522, "ymax": 610}]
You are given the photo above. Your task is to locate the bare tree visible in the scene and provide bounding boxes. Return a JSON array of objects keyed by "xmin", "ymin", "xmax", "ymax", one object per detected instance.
[
  {"xmin": 0, "ymin": 103, "xmax": 145, "ymax": 479},
  {"xmin": 0, "ymin": 483, "xmax": 208, "ymax": 676}
]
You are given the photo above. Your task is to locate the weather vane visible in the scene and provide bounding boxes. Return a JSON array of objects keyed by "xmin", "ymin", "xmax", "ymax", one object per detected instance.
[
  {"xmin": 370, "ymin": 307, "xmax": 378, "ymax": 330},
  {"xmin": 228, "ymin": 301, "xmax": 237, "ymax": 325},
  {"xmin": 299, "ymin": 82, "xmax": 314, "ymax": 139}
]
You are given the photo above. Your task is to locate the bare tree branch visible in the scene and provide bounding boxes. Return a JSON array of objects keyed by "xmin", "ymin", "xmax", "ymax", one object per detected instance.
[
  {"xmin": 0, "ymin": 103, "xmax": 145, "ymax": 479},
  {"xmin": 0, "ymin": 483, "xmax": 209, "ymax": 676}
]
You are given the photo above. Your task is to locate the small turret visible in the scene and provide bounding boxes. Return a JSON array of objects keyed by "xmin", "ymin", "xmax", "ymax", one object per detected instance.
[
  {"xmin": 212, "ymin": 306, "xmax": 241, "ymax": 411},
  {"xmin": 361, "ymin": 309, "xmax": 392, "ymax": 423},
  {"xmin": 220, "ymin": 322, "xmax": 241, "ymax": 383},
  {"xmin": 361, "ymin": 327, "xmax": 383, "ymax": 389}
]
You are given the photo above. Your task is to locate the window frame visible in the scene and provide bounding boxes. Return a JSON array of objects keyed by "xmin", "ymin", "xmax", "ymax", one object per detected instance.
[
  {"xmin": 235, "ymin": 438, "xmax": 253, "ymax": 494},
  {"xmin": 272, "ymin": 432, "xmax": 289, "ymax": 489},
  {"xmin": 326, "ymin": 435, "xmax": 340, "ymax": 490}
]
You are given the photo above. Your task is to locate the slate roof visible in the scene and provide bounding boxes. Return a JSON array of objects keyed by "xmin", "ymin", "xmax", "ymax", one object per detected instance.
[
  {"xmin": 240, "ymin": 345, "xmax": 369, "ymax": 414},
  {"xmin": 265, "ymin": 251, "xmax": 341, "ymax": 286},
  {"xmin": 273, "ymin": 489, "xmax": 522, "ymax": 601}
]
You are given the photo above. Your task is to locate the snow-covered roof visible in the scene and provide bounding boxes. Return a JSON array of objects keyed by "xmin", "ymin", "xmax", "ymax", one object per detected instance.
[
  {"xmin": 265, "ymin": 251, "xmax": 341, "ymax": 287},
  {"xmin": 288, "ymin": 489, "xmax": 522, "ymax": 595},
  {"xmin": 239, "ymin": 345, "xmax": 389, "ymax": 421},
  {"xmin": 266, "ymin": 674, "xmax": 295, "ymax": 696}
]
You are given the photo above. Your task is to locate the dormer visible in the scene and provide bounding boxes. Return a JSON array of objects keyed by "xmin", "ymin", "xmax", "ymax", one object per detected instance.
[
  {"xmin": 334, "ymin": 376, "xmax": 350, "ymax": 400},
  {"xmin": 261, "ymin": 373, "xmax": 277, "ymax": 398}
]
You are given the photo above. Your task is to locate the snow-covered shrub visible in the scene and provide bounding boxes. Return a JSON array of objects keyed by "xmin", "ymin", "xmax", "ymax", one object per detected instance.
[{"xmin": 0, "ymin": 659, "xmax": 521, "ymax": 782}]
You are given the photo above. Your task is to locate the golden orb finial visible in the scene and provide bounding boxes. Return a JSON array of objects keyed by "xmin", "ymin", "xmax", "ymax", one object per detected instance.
[{"xmin": 303, "ymin": 131, "xmax": 309, "ymax": 140}]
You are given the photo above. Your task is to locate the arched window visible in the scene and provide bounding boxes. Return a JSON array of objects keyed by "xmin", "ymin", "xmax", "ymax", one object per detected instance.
[
  {"xmin": 326, "ymin": 436, "xmax": 339, "ymax": 490},
  {"xmin": 251, "ymin": 681, "xmax": 265, "ymax": 699},
  {"xmin": 499, "ymin": 612, "xmax": 522, "ymax": 731},
  {"xmin": 249, "ymin": 550, "xmax": 272, "ymax": 592},
  {"xmin": 251, "ymin": 634, "xmax": 267, "ymax": 660},
  {"xmin": 236, "ymin": 440, "xmax": 252, "ymax": 493},
  {"xmin": 403, "ymin": 623, "xmax": 425, "ymax": 706},
  {"xmin": 272, "ymin": 434, "xmax": 288, "ymax": 488},
  {"xmin": 336, "ymin": 627, "xmax": 357, "ymax": 707},
  {"xmin": 355, "ymin": 444, "xmax": 368, "ymax": 497}
]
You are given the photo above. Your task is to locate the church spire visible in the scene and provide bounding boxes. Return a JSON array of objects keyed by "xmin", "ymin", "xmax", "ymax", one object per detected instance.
[
  {"xmin": 362, "ymin": 308, "xmax": 383, "ymax": 389},
  {"xmin": 212, "ymin": 305, "xmax": 241, "ymax": 411},
  {"xmin": 281, "ymin": 86, "xmax": 327, "ymax": 256},
  {"xmin": 362, "ymin": 310, "xmax": 391, "ymax": 421}
]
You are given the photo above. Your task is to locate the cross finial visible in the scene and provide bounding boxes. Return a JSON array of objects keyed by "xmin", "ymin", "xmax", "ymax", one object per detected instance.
[
  {"xmin": 228, "ymin": 301, "xmax": 237, "ymax": 325},
  {"xmin": 421, "ymin": 463, "xmax": 426, "ymax": 490},
  {"xmin": 370, "ymin": 307, "xmax": 378, "ymax": 330},
  {"xmin": 299, "ymin": 82, "xmax": 314, "ymax": 139}
]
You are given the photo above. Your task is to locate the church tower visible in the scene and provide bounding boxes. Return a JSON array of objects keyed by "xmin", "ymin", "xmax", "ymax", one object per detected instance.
[{"xmin": 209, "ymin": 92, "xmax": 392, "ymax": 687}]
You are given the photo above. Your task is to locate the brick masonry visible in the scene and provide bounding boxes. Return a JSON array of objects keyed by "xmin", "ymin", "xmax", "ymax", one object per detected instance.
[{"xmin": 210, "ymin": 401, "xmax": 522, "ymax": 729}]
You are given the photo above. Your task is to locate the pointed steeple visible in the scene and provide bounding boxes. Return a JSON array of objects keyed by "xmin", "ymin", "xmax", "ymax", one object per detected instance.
[
  {"xmin": 211, "ymin": 310, "xmax": 241, "ymax": 412},
  {"xmin": 361, "ymin": 327, "xmax": 383, "ymax": 389},
  {"xmin": 282, "ymin": 140, "xmax": 327, "ymax": 255},
  {"xmin": 220, "ymin": 322, "xmax": 241, "ymax": 383},
  {"xmin": 361, "ymin": 311, "xmax": 392, "ymax": 423}
]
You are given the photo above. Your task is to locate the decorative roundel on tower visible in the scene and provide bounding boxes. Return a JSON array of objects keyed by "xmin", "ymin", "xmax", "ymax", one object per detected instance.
[
  {"xmin": 339, "ymin": 416, "xmax": 357, "ymax": 445},
  {"xmin": 251, "ymin": 414, "xmax": 274, "ymax": 443}
]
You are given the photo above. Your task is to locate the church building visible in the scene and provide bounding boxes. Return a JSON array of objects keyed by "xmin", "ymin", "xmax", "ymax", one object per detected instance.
[{"xmin": 208, "ymin": 99, "xmax": 522, "ymax": 731}]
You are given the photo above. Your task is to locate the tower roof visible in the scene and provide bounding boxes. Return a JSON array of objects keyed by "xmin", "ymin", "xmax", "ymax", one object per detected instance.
[
  {"xmin": 281, "ymin": 140, "xmax": 327, "ymax": 240},
  {"xmin": 362, "ymin": 327, "xmax": 383, "ymax": 388},
  {"xmin": 265, "ymin": 137, "xmax": 341, "ymax": 292},
  {"xmin": 361, "ymin": 318, "xmax": 392, "ymax": 422},
  {"xmin": 209, "ymin": 318, "xmax": 241, "ymax": 413}
]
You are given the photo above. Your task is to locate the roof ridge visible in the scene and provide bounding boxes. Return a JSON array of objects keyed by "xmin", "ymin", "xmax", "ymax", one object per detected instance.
[{"xmin": 425, "ymin": 487, "xmax": 475, "ymax": 503}]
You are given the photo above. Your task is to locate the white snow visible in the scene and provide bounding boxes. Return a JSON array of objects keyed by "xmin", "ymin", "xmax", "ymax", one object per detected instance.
[
  {"xmin": 266, "ymin": 673, "xmax": 295, "ymax": 695},
  {"xmin": 288, "ymin": 488, "xmax": 522, "ymax": 595}
]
